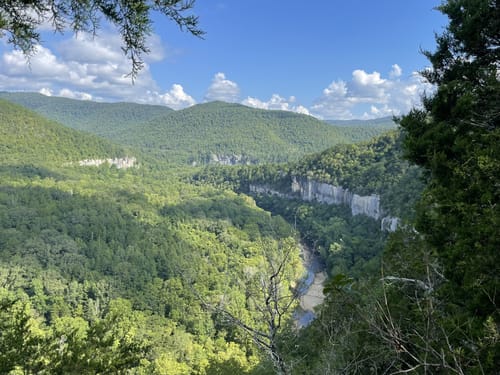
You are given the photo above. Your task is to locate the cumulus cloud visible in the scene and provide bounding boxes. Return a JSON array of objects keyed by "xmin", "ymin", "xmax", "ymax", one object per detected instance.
[
  {"xmin": 311, "ymin": 65, "xmax": 433, "ymax": 120},
  {"xmin": 39, "ymin": 88, "xmax": 53, "ymax": 96},
  {"xmin": 0, "ymin": 32, "xmax": 167, "ymax": 104},
  {"xmin": 204, "ymin": 72, "xmax": 240, "ymax": 102},
  {"xmin": 144, "ymin": 84, "xmax": 196, "ymax": 110},
  {"xmin": 58, "ymin": 88, "xmax": 93, "ymax": 101},
  {"xmin": 390, "ymin": 63, "xmax": 402, "ymax": 78},
  {"xmin": 242, "ymin": 94, "xmax": 310, "ymax": 115}
]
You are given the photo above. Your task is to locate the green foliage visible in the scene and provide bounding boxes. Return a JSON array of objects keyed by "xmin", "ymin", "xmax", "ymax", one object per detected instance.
[
  {"xmin": 0, "ymin": 92, "xmax": 173, "ymax": 138},
  {"xmin": 0, "ymin": 94, "xmax": 304, "ymax": 372},
  {"xmin": 0, "ymin": 0, "xmax": 203, "ymax": 78},
  {"xmin": 100, "ymin": 101, "xmax": 403, "ymax": 165},
  {"xmin": 397, "ymin": 0, "xmax": 499, "ymax": 371},
  {"xmin": 218, "ymin": 2, "xmax": 500, "ymax": 372},
  {"xmin": 255, "ymin": 196, "xmax": 386, "ymax": 279},
  {"xmin": 324, "ymin": 116, "xmax": 397, "ymax": 143},
  {"xmin": 2, "ymin": 93, "xmax": 399, "ymax": 165},
  {"xmin": 80, "ymin": 100, "xmax": 354, "ymax": 164},
  {"xmin": 290, "ymin": 130, "xmax": 424, "ymax": 216},
  {"xmin": 0, "ymin": 99, "xmax": 127, "ymax": 166}
]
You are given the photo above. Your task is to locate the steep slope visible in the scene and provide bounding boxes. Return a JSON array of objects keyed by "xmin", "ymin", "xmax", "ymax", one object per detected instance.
[
  {"xmin": 0, "ymin": 99, "xmax": 126, "ymax": 166},
  {"xmin": 193, "ymin": 130, "xmax": 424, "ymax": 278},
  {"xmin": 0, "ymin": 92, "xmax": 172, "ymax": 138},
  {"xmin": 265, "ymin": 131, "xmax": 424, "ymax": 218},
  {"xmin": 324, "ymin": 116, "xmax": 397, "ymax": 143},
  {"xmin": 0, "ymin": 98, "xmax": 302, "ymax": 373},
  {"xmin": 1, "ymin": 93, "xmax": 396, "ymax": 165},
  {"xmin": 116, "ymin": 101, "xmax": 351, "ymax": 164}
]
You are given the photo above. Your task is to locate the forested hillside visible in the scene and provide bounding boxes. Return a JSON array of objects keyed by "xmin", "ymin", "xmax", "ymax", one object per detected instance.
[
  {"xmin": 279, "ymin": 1, "xmax": 500, "ymax": 373},
  {"xmin": 0, "ymin": 99, "xmax": 304, "ymax": 373},
  {"xmin": 0, "ymin": 99, "xmax": 127, "ymax": 165},
  {"xmin": 1, "ymin": 94, "xmax": 395, "ymax": 165},
  {"xmin": 0, "ymin": 0, "xmax": 497, "ymax": 373},
  {"xmin": 194, "ymin": 130, "xmax": 424, "ymax": 279},
  {"xmin": 0, "ymin": 92, "xmax": 173, "ymax": 138},
  {"xmin": 192, "ymin": 1, "xmax": 500, "ymax": 366},
  {"xmin": 324, "ymin": 116, "xmax": 397, "ymax": 142}
]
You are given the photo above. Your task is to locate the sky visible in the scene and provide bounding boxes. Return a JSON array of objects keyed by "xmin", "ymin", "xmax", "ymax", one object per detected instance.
[{"xmin": 0, "ymin": 1, "xmax": 448, "ymax": 120}]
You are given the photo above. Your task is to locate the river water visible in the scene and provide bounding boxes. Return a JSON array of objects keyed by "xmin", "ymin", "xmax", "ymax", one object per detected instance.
[{"xmin": 295, "ymin": 243, "xmax": 327, "ymax": 328}]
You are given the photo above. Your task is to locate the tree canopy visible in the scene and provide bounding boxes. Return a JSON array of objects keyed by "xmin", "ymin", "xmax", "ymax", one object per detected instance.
[
  {"xmin": 396, "ymin": 0, "xmax": 499, "ymax": 370},
  {"xmin": 0, "ymin": 0, "xmax": 203, "ymax": 78}
]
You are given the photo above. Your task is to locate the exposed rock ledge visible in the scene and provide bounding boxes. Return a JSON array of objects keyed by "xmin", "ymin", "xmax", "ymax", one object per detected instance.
[
  {"xmin": 208, "ymin": 154, "xmax": 254, "ymax": 166},
  {"xmin": 249, "ymin": 176, "xmax": 400, "ymax": 232},
  {"xmin": 78, "ymin": 157, "xmax": 136, "ymax": 169}
]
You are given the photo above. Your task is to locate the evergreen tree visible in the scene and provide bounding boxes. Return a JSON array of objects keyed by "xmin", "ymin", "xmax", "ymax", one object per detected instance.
[
  {"xmin": 398, "ymin": 0, "xmax": 499, "ymax": 370},
  {"xmin": 0, "ymin": 0, "xmax": 203, "ymax": 78}
]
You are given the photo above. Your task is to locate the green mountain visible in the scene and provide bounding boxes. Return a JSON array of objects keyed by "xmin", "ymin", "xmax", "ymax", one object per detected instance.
[
  {"xmin": 0, "ymin": 99, "xmax": 126, "ymax": 166},
  {"xmin": 324, "ymin": 116, "xmax": 397, "ymax": 143},
  {"xmin": 0, "ymin": 93, "xmax": 351, "ymax": 164},
  {"xmin": 325, "ymin": 116, "xmax": 396, "ymax": 127},
  {"xmin": 1, "ymin": 93, "xmax": 393, "ymax": 165},
  {"xmin": 0, "ymin": 91, "xmax": 173, "ymax": 138},
  {"xmin": 0, "ymin": 96, "xmax": 301, "ymax": 373},
  {"xmin": 114, "ymin": 101, "xmax": 356, "ymax": 164}
]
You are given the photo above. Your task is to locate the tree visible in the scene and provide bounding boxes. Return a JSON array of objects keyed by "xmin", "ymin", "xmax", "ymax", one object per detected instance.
[
  {"xmin": 0, "ymin": 0, "xmax": 204, "ymax": 78},
  {"xmin": 397, "ymin": 0, "xmax": 499, "ymax": 371},
  {"xmin": 0, "ymin": 291, "xmax": 45, "ymax": 374},
  {"xmin": 200, "ymin": 238, "xmax": 303, "ymax": 375}
]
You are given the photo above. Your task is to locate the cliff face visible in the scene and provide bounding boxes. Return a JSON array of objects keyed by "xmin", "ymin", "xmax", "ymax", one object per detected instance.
[
  {"xmin": 209, "ymin": 154, "xmax": 255, "ymax": 166},
  {"xmin": 250, "ymin": 176, "xmax": 399, "ymax": 231},
  {"xmin": 291, "ymin": 177, "xmax": 381, "ymax": 219},
  {"xmin": 78, "ymin": 157, "xmax": 136, "ymax": 169}
]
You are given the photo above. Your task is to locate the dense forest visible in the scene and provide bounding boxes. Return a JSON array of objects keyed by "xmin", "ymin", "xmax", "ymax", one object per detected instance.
[
  {"xmin": 0, "ymin": 93, "xmax": 395, "ymax": 165},
  {"xmin": 1, "ymin": 0, "xmax": 499, "ymax": 374},
  {"xmin": 1, "ymin": 100, "xmax": 307, "ymax": 373}
]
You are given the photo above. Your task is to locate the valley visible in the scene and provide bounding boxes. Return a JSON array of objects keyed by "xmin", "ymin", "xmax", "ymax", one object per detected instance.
[
  {"xmin": 0, "ymin": 95, "xmax": 402, "ymax": 373},
  {"xmin": 1, "ymin": 62, "xmax": 498, "ymax": 375}
]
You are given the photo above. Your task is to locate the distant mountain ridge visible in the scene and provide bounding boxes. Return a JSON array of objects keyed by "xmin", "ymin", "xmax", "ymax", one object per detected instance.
[
  {"xmin": 0, "ymin": 99, "xmax": 127, "ymax": 166},
  {"xmin": 325, "ymin": 116, "xmax": 396, "ymax": 127},
  {"xmin": 1, "ymin": 92, "xmax": 396, "ymax": 165},
  {"xmin": 0, "ymin": 92, "xmax": 172, "ymax": 138}
]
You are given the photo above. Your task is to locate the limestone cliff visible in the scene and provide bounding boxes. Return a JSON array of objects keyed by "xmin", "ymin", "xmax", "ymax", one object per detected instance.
[
  {"xmin": 78, "ymin": 157, "xmax": 136, "ymax": 169},
  {"xmin": 208, "ymin": 154, "xmax": 255, "ymax": 166},
  {"xmin": 250, "ymin": 176, "xmax": 399, "ymax": 231}
]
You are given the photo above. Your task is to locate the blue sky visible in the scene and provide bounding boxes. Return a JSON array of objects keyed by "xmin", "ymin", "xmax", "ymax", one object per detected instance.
[{"xmin": 0, "ymin": 1, "xmax": 447, "ymax": 119}]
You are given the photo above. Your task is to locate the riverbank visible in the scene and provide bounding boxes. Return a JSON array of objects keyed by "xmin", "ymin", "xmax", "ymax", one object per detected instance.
[{"xmin": 295, "ymin": 243, "xmax": 326, "ymax": 328}]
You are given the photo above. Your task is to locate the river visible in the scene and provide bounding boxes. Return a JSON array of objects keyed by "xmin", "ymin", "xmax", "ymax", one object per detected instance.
[{"xmin": 295, "ymin": 243, "xmax": 327, "ymax": 328}]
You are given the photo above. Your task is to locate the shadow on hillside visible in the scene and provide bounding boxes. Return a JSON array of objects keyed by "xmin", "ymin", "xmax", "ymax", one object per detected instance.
[
  {"xmin": 160, "ymin": 195, "xmax": 292, "ymax": 240},
  {"xmin": 0, "ymin": 165, "xmax": 65, "ymax": 180}
]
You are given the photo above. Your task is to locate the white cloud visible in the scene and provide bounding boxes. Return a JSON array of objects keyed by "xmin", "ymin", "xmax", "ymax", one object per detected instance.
[
  {"xmin": 39, "ymin": 88, "xmax": 52, "ymax": 96},
  {"xmin": 0, "ymin": 40, "xmax": 433, "ymax": 121},
  {"xmin": 58, "ymin": 88, "xmax": 93, "ymax": 101},
  {"xmin": 390, "ymin": 64, "xmax": 402, "ymax": 78},
  {"xmin": 311, "ymin": 65, "xmax": 433, "ymax": 120},
  {"xmin": 295, "ymin": 105, "xmax": 311, "ymax": 115},
  {"xmin": 204, "ymin": 72, "xmax": 240, "ymax": 102},
  {"xmin": 149, "ymin": 84, "xmax": 196, "ymax": 110},
  {"xmin": 0, "ymin": 31, "xmax": 173, "ymax": 105},
  {"xmin": 350, "ymin": 69, "xmax": 387, "ymax": 100},
  {"xmin": 58, "ymin": 33, "xmax": 124, "ymax": 64},
  {"xmin": 242, "ymin": 94, "xmax": 310, "ymax": 115}
]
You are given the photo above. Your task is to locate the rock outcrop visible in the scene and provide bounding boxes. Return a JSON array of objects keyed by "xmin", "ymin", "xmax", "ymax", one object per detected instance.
[
  {"xmin": 250, "ymin": 176, "xmax": 399, "ymax": 232},
  {"xmin": 209, "ymin": 154, "xmax": 254, "ymax": 166},
  {"xmin": 291, "ymin": 177, "xmax": 381, "ymax": 220},
  {"xmin": 78, "ymin": 156, "xmax": 136, "ymax": 169}
]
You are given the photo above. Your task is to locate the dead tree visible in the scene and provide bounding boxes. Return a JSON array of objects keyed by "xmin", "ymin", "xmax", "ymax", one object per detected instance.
[{"xmin": 200, "ymin": 238, "xmax": 303, "ymax": 375}]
